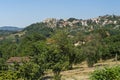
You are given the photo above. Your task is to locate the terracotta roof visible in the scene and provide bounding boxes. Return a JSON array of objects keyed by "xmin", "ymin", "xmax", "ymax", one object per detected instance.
[{"xmin": 7, "ymin": 57, "xmax": 30, "ymax": 63}]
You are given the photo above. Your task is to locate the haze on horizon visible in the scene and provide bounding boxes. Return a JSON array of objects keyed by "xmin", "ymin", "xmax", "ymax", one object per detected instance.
[{"xmin": 0, "ymin": 0, "xmax": 120, "ymax": 28}]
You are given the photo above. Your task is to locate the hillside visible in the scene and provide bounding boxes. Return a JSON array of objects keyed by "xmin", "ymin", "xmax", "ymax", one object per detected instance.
[
  {"xmin": 44, "ymin": 59, "xmax": 120, "ymax": 80},
  {"xmin": 2, "ymin": 15, "xmax": 120, "ymax": 40},
  {"xmin": 0, "ymin": 15, "xmax": 120, "ymax": 80},
  {"xmin": 0, "ymin": 26, "xmax": 24, "ymax": 41},
  {"xmin": 42, "ymin": 15, "xmax": 120, "ymax": 29},
  {"xmin": 24, "ymin": 15, "xmax": 120, "ymax": 37}
]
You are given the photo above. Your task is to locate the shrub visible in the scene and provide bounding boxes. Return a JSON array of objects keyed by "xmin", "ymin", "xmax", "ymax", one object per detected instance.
[
  {"xmin": 0, "ymin": 71, "xmax": 19, "ymax": 80},
  {"xmin": 90, "ymin": 66, "xmax": 120, "ymax": 80}
]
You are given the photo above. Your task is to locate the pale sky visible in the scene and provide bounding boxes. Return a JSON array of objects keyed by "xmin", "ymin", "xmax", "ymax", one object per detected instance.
[{"xmin": 0, "ymin": 0, "xmax": 120, "ymax": 28}]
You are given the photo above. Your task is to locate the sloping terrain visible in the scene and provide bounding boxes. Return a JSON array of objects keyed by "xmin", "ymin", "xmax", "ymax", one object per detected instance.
[
  {"xmin": 62, "ymin": 59, "xmax": 120, "ymax": 80},
  {"xmin": 45, "ymin": 59, "xmax": 120, "ymax": 80}
]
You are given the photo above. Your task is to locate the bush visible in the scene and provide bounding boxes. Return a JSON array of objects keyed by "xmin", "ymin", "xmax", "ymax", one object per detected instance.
[
  {"xmin": 90, "ymin": 66, "xmax": 120, "ymax": 80},
  {"xmin": 19, "ymin": 62, "xmax": 44, "ymax": 80},
  {"xmin": 0, "ymin": 71, "xmax": 19, "ymax": 80}
]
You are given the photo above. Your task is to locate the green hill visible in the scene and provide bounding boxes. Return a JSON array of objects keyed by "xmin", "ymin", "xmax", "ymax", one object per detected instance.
[{"xmin": 0, "ymin": 14, "xmax": 120, "ymax": 80}]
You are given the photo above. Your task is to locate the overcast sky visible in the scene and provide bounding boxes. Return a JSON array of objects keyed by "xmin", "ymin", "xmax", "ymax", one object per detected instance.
[{"xmin": 0, "ymin": 0, "xmax": 120, "ymax": 28}]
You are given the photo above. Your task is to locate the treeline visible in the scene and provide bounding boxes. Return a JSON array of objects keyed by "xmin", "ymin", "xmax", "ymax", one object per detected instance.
[
  {"xmin": 0, "ymin": 22, "xmax": 120, "ymax": 80},
  {"xmin": 0, "ymin": 30, "xmax": 18, "ymax": 37}
]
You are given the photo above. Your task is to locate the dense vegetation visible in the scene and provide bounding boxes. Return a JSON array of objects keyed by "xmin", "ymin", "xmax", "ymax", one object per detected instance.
[
  {"xmin": 0, "ymin": 15, "xmax": 120, "ymax": 80},
  {"xmin": 90, "ymin": 66, "xmax": 120, "ymax": 80},
  {"xmin": 0, "ymin": 30, "xmax": 18, "ymax": 37}
]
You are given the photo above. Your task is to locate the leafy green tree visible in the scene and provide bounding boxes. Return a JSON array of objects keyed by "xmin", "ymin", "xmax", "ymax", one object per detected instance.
[
  {"xmin": 17, "ymin": 33, "xmax": 46, "ymax": 56},
  {"xmin": 103, "ymin": 34, "xmax": 120, "ymax": 60},
  {"xmin": 83, "ymin": 46, "xmax": 97, "ymax": 67},
  {"xmin": 46, "ymin": 44, "xmax": 68, "ymax": 80},
  {"xmin": 82, "ymin": 34, "xmax": 103, "ymax": 67},
  {"xmin": 51, "ymin": 30, "xmax": 77, "ymax": 69}
]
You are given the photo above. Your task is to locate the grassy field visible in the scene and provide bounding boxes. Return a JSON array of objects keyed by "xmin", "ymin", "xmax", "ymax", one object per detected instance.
[
  {"xmin": 62, "ymin": 59, "xmax": 120, "ymax": 80},
  {"xmin": 45, "ymin": 59, "xmax": 120, "ymax": 80}
]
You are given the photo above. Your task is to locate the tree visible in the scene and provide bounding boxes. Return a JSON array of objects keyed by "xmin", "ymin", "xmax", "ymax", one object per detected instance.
[
  {"xmin": 83, "ymin": 46, "xmax": 97, "ymax": 67},
  {"xmin": 0, "ymin": 51, "xmax": 2, "ymax": 58},
  {"xmin": 82, "ymin": 34, "xmax": 102, "ymax": 67},
  {"xmin": 103, "ymin": 34, "xmax": 120, "ymax": 61},
  {"xmin": 45, "ymin": 44, "xmax": 67, "ymax": 79},
  {"xmin": 51, "ymin": 30, "xmax": 77, "ymax": 69}
]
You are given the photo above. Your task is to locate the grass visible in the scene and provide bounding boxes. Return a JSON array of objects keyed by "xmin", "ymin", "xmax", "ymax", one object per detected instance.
[{"xmin": 45, "ymin": 59, "xmax": 120, "ymax": 80}]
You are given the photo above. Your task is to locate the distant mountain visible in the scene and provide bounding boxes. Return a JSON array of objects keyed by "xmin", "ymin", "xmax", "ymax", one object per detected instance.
[{"xmin": 0, "ymin": 26, "xmax": 23, "ymax": 31}]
